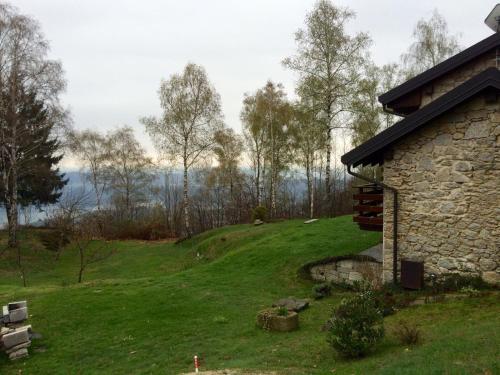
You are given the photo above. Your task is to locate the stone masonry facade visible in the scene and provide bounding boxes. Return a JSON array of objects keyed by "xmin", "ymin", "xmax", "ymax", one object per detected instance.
[
  {"xmin": 382, "ymin": 94, "xmax": 500, "ymax": 284},
  {"xmin": 420, "ymin": 51, "xmax": 496, "ymax": 107}
]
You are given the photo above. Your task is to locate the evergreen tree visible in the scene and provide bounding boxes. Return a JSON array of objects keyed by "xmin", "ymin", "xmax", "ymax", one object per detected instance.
[{"xmin": 0, "ymin": 90, "xmax": 67, "ymax": 216}]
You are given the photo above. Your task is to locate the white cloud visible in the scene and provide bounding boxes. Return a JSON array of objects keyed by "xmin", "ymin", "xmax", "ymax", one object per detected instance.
[{"xmin": 10, "ymin": 0, "xmax": 496, "ymax": 169}]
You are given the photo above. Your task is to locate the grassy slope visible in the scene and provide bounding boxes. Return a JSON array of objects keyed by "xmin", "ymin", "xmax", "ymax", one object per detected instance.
[{"xmin": 0, "ymin": 216, "xmax": 498, "ymax": 375}]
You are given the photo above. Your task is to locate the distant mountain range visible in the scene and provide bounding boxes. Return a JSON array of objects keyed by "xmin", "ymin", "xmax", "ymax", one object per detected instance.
[{"xmin": 1, "ymin": 168, "xmax": 311, "ymax": 227}]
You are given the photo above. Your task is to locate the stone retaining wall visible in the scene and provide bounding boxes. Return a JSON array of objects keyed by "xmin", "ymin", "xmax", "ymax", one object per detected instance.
[{"xmin": 308, "ymin": 257, "xmax": 382, "ymax": 285}]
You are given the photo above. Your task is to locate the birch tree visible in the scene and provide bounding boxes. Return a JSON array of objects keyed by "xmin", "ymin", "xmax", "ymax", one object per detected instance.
[
  {"xmin": 241, "ymin": 82, "xmax": 292, "ymax": 217},
  {"xmin": 291, "ymin": 100, "xmax": 326, "ymax": 219},
  {"xmin": 104, "ymin": 126, "xmax": 153, "ymax": 218},
  {"xmin": 68, "ymin": 130, "xmax": 108, "ymax": 211},
  {"xmin": 401, "ymin": 9, "xmax": 461, "ymax": 79},
  {"xmin": 241, "ymin": 93, "xmax": 265, "ymax": 206},
  {"xmin": 283, "ymin": 0, "xmax": 370, "ymax": 212},
  {"xmin": 0, "ymin": 3, "xmax": 66, "ymax": 247},
  {"xmin": 141, "ymin": 63, "xmax": 223, "ymax": 236}
]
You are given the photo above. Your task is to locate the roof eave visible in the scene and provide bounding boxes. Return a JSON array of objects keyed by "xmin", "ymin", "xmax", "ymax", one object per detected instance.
[
  {"xmin": 342, "ymin": 67, "xmax": 500, "ymax": 167},
  {"xmin": 379, "ymin": 32, "xmax": 500, "ymax": 106}
]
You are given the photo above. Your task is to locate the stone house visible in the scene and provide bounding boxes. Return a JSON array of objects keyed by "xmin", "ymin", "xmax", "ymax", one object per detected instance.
[{"xmin": 341, "ymin": 32, "xmax": 500, "ymax": 285}]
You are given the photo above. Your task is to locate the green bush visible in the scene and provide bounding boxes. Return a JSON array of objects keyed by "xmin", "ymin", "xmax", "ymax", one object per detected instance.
[
  {"xmin": 38, "ymin": 229, "xmax": 71, "ymax": 252},
  {"xmin": 312, "ymin": 282, "xmax": 332, "ymax": 299},
  {"xmin": 327, "ymin": 291, "xmax": 384, "ymax": 358},
  {"xmin": 251, "ymin": 206, "xmax": 267, "ymax": 222},
  {"xmin": 427, "ymin": 273, "xmax": 492, "ymax": 295}
]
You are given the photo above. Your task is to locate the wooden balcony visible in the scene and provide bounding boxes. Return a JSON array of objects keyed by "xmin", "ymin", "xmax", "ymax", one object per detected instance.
[{"xmin": 353, "ymin": 184, "xmax": 383, "ymax": 232}]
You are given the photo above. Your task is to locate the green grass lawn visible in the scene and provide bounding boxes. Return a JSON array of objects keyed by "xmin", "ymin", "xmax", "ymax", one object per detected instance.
[{"xmin": 0, "ymin": 216, "xmax": 498, "ymax": 374}]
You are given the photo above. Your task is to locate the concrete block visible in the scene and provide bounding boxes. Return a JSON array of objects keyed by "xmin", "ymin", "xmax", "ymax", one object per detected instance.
[
  {"xmin": 8, "ymin": 348, "xmax": 28, "ymax": 360},
  {"xmin": 9, "ymin": 307, "xmax": 28, "ymax": 323},
  {"xmin": 8, "ymin": 301, "xmax": 27, "ymax": 310},
  {"xmin": 6, "ymin": 341, "xmax": 30, "ymax": 354},
  {"xmin": 1, "ymin": 327, "xmax": 29, "ymax": 349}
]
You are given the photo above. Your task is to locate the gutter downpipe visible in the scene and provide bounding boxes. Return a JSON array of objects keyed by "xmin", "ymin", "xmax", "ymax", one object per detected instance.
[{"xmin": 347, "ymin": 164, "xmax": 399, "ymax": 285}]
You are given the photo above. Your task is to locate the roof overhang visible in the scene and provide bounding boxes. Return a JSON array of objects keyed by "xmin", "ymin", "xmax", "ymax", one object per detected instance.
[
  {"xmin": 379, "ymin": 32, "xmax": 500, "ymax": 109},
  {"xmin": 342, "ymin": 67, "xmax": 500, "ymax": 167}
]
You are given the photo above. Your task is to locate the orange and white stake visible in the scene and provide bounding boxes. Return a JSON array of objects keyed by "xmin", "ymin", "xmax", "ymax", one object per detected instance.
[{"xmin": 194, "ymin": 355, "xmax": 199, "ymax": 373}]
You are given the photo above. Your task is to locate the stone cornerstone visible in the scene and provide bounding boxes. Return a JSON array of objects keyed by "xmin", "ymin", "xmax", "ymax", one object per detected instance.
[{"xmin": 382, "ymin": 94, "xmax": 500, "ymax": 284}]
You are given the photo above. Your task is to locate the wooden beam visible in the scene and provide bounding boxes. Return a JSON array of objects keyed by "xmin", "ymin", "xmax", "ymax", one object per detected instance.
[
  {"xmin": 353, "ymin": 194, "xmax": 384, "ymax": 201},
  {"xmin": 354, "ymin": 205, "xmax": 383, "ymax": 213},
  {"xmin": 353, "ymin": 216, "xmax": 383, "ymax": 225}
]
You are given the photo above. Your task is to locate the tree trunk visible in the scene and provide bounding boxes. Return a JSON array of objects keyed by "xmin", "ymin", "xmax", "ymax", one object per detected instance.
[
  {"xmin": 325, "ymin": 124, "xmax": 332, "ymax": 216},
  {"xmin": 256, "ymin": 151, "xmax": 261, "ymax": 206},
  {"xmin": 7, "ymin": 151, "xmax": 18, "ymax": 248},
  {"xmin": 270, "ymin": 169, "xmax": 276, "ymax": 218},
  {"xmin": 306, "ymin": 156, "xmax": 313, "ymax": 219},
  {"xmin": 182, "ymin": 157, "xmax": 191, "ymax": 237},
  {"xmin": 78, "ymin": 246, "xmax": 84, "ymax": 283},
  {"xmin": 325, "ymin": 126, "xmax": 331, "ymax": 203}
]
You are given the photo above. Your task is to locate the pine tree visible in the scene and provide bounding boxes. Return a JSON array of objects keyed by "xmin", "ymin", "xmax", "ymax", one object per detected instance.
[{"xmin": 0, "ymin": 90, "xmax": 67, "ymax": 223}]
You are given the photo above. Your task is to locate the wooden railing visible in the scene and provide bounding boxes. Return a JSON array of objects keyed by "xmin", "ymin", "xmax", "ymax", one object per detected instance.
[{"xmin": 353, "ymin": 184, "xmax": 383, "ymax": 232}]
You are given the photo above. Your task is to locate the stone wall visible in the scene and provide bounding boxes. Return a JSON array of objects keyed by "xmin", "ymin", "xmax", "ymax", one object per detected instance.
[
  {"xmin": 420, "ymin": 51, "xmax": 496, "ymax": 108},
  {"xmin": 382, "ymin": 93, "xmax": 500, "ymax": 284},
  {"xmin": 309, "ymin": 257, "xmax": 382, "ymax": 285}
]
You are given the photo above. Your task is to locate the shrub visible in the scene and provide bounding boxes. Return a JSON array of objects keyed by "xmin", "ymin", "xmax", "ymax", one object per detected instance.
[
  {"xmin": 38, "ymin": 229, "xmax": 71, "ymax": 253},
  {"xmin": 351, "ymin": 279, "xmax": 373, "ymax": 292},
  {"xmin": 251, "ymin": 206, "xmax": 267, "ymax": 222},
  {"xmin": 428, "ymin": 273, "xmax": 491, "ymax": 293},
  {"xmin": 372, "ymin": 291, "xmax": 397, "ymax": 316},
  {"xmin": 327, "ymin": 291, "xmax": 384, "ymax": 358},
  {"xmin": 277, "ymin": 306, "xmax": 289, "ymax": 316},
  {"xmin": 394, "ymin": 320, "xmax": 421, "ymax": 346},
  {"xmin": 312, "ymin": 282, "xmax": 332, "ymax": 299},
  {"xmin": 459, "ymin": 286, "xmax": 482, "ymax": 297}
]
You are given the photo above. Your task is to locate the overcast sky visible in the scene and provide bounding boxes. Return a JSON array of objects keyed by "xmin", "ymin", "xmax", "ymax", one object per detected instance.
[{"xmin": 9, "ymin": 0, "xmax": 497, "ymax": 166}]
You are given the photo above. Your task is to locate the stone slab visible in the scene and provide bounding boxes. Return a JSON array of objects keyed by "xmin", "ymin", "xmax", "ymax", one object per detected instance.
[
  {"xmin": 304, "ymin": 219, "xmax": 318, "ymax": 224},
  {"xmin": 6, "ymin": 341, "xmax": 30, "ymax": 355},
  {"xmin": 272, "ymin": 297, "xmax": 309, "ymax": 312},
  {"xmin": 360, "ymin": 243, "xmax": 383, "ymax": 262},
  {"xmin": 9, "ymin": 307, "xmax": 28, "ymax": 323},
  {"xmin": 7, "ymin": 301, "xmax": 27, "ymax": 311},
  {"xmin": 1, "ymin": 327, "xmax": 29, "ymax": 349},
  {"xmin": 8, "ymin": 348, "xmax": 28, "ymax": 360}
]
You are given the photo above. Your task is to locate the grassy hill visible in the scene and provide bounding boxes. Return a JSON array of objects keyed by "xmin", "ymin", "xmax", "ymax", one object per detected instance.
[{"xmin": 0, "ymin": 216, "xmax": 498, "ymax": 374}]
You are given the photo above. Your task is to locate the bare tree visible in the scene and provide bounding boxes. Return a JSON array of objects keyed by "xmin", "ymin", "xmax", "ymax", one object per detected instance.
[
  {"xmin": 42, "ymin": 187, "xmax": 89, "ymax": 260},
  {"xmin": 207, "ymin": 128, "xmax": 244, "ymax": 224},
  {"xmin": 283, "ymin": 0, "xmax": 371, "ymax": 212},
  {"xmin": 0, "ymin": 3, "xmax": 67, "ymax": 247},
  {"xmin": 141, "ymin": 63, "xmax": 223, "ymax": 236},
  {"xmin": 104, "ymin": 126, "xmax": 154, "ymax": 219},
  {"xmin": 241, "ymin": 93, "xmax": 266, "ymax": 206},
  {"xmin": 401, "ymin": 9, "xmax": 461, "ymax": 79},
  {"xmin": 74, "ymin": 215, "xmax": 114, "ymax": 284},
  {"xmin": 68, "ymin": 130, "xmax": 108, "ymax": 211}
]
